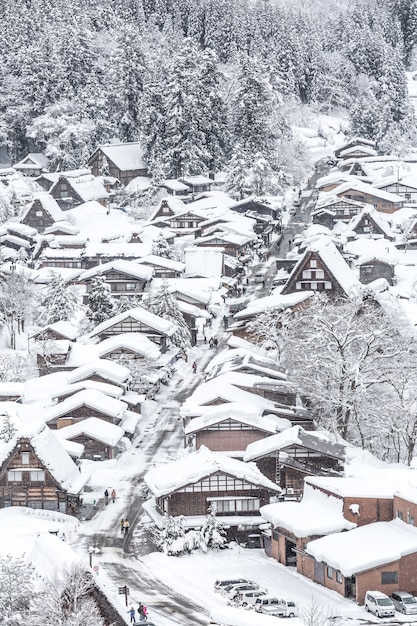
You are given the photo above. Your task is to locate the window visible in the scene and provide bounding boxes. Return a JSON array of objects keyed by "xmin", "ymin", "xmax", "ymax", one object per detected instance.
[
  {"xmin": 327, "ymin": 566, "xmax": 333, "ymax": 579},
  {"xmin": 35, "ymin": 210, "xmax": 43, "ymax": 217},
  {"xmin": 21, "ymin": 452, "xmax": 30, "ymax": 465},
  {"xmin": 407, "ymin": 512, "xmax": 415, "ymax": 525},
  {"xmin": 336, "ymin": 571, "xmax": 343, "ymax": 583},
  {"xmin": 126, "ymin": 283, "xmax": 136, "ymax": 291},
  {"xmin": 30, "ymin": 470, "xmax": 44, "ymax": 482},
  {"xmin": 8, "ymin": 470, "xmax": 22, "ymax": 481},
  {"xmin": 381, "ymin": 571, "xmax": 398, "ymax": 584},
  {"xmin": 397, "ymin": 510, "xmax": 404, "ymax": 520},
  {"xmin": 310, "ymin": 260, "xmax": 317, "ymax": 268}
]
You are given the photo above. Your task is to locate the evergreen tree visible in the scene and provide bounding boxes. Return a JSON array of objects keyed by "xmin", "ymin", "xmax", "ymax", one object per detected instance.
[
  {"xmin": 200, "ymin": 504, "xmax": 227, "ymax": 551},
  {"xmin": 0, "ymin": 554, "xmax": 35, "ymax": 623},
  {"xmin": 225, "ymin": 146, "xmax": 250, "ymax": 200},
  {"xmin": 0, "ymin": 413, "xmax": 17, "ymax": 443},
  {"xmin": 151, "ymin": 232, "xmax": 174, "ymax": 259},
  {"xmin": 38, "ymin": 272, "xmax": 79, "ymax": 325},
  {"xmin": 86, "ymin": 275, "xmax": 116, "ymax": 326},
  {"xmin": 147, "ymin": 282, "xmax": 191, "ymax": 349}
]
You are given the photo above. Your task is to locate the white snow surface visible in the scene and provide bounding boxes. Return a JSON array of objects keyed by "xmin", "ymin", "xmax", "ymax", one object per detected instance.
[{"xmin": 260, "ymin": 482, "xmax": 356, "ymax": 537}]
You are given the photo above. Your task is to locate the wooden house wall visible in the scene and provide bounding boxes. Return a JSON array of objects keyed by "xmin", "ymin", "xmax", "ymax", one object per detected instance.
[
  {"xmin": 359, "ymin": 261, "xmax": 394, "ymax": 285},
  {"xmin": 47, "ymin": 405, "xmax": 117, "ymax": 429},
  {"xmin": 0, "ymin": 439, "xmax": 67, "ymax": 511},
  {"xmin": 282, "ymin": 252, "xmax": 345, "ymax": 297},
  {"xmin": 195, "ymin": 427, "xmax": 268, "ymax": 453},
  {"xmin": 21, "ymin": 199, "xmax": 54, "ymax": 232},
  {"xmin": 69, "ymin": 433, "xmax": 115, "ymax": 460},
  {"xmin": 157, "ymin": 486, "xmax": 271, "ymax": 518}
]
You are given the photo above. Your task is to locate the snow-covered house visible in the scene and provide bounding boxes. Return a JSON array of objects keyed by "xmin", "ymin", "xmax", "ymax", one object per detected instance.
[
  {"xmin": 44, "ymin": 389, "xmax": 128, "ymax": 430},
  {"xmin": 180, "ymin": 175, "xmax": 213, "ymax": 195},
  {"xmin": 66, "ymin": 359, "xmax": 131, "ymax": 388},
  {"xmin": 281, "ymin": 240, "xmax": 360, "ymax": 298},
  {"xmin": 373, "ymin": 175, "xmax": 417, "ymax": 204},
  {"xmin": 229, "ymin": 197, "xmax": 279, "ymax": 220},
  {"xmin": 81, "ymin": 242, "xmax": 151, "ymax": 269},
  {"xmin": 331, "ymin": 180, "xmax": 404, "ymax": 214},
  {"xmin": 55, "ymin": 417, "xmax": 125, "ymax": 461},
  {"xmin": 50, "ymin": 173, "xmax": 109, "ymax": 210},
  {"xmin": 30, "ymin": 321, "xmax": 79, "ymax": 343},
  {"xmin": 77, "ymin": 260, "xmax": 153, "ymax": 301},
  {"xmin": 88, "ymin": 142, "xmax": 149, "ymax": 185},
  {"xmin": 194, "ymin": 232, "xmax": 254, "ymax": 258},
  {"xmin": 244, "ymin": 426, "xmax": 346, "ymax": 497},
  {"xmin": 144, "ymin": 446, "xmax": 281, "ymax": 540},
  {"xmin": 13, "ymin": 152, "xmax": 48, "ymax": 177},
  {"xmin": 89, "ymin": 307, "xmax": 177, "ymax": 351},
  {"xmin": 136, "ymin": 255, "xmax": 185, "ymax": 278},
  {"xmin": 260, "ymin": 479, "xmax": 356, "ymax": 566},
  {"xmin": 334, "ymin": 137, "xmax": 377, "ymax": 160},
  {"xmin": 312, "ymin": 195, "xmax": 366, "ymax": 228},
  {"xmin": 347, "ymin": 206, "xmax": 395, "ymax": 240},
  {"xmin": 0, "ymin": 410, "xmax": 88, "ymax": 513},
  {"xmin": 20, "ymin": 193, "xmax": 65, "ymax": 232},
  {"xmin": 358, "ymin": 256, "xmax": 395, "ymax": 286},
  {"xmin": 35, "ymin": 168, "xmax": 91, "ymax": 192},
  {"xmin": 161, "ymin": 178, "xmax": 190, "ymax": 197},
  {"xmin": 302, "ymin": 519, "xmax": 417, "ymax": 604},
  {"xmin": 204, "ymin": 347, "xmax": 287, "ymax": 382},
  {"xmin": 181, "ymin": 380, "xmax": 313, "ymax": 429},
  {"xmin": 184, "ymin": 403, "xmax": 286, "ymax": 457}
]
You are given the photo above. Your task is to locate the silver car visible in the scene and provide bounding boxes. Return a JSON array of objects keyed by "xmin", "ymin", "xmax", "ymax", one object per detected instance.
[{"xmin": 391, "ymin": 591, "xmax": 417, "ymax": 614}]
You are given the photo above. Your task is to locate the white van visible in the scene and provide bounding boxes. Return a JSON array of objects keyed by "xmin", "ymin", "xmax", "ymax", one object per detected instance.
[
  {"xmin": 255, "ymin": 596, "xmax": 298, "ymax": 617},
  {"xmin": 364, "ymin": 590, "xmax": 395, "ymax": 617}
]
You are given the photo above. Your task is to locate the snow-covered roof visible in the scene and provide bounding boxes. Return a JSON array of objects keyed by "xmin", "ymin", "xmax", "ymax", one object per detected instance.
[
  {"xmin": 332, "ymin": 179, "xmax": 404, "ymax": 204},
  {"xmin": 125, "ymin": 176, "xmax": 151, "ymax": 192},
  {"xmin": 55, "ymin": 416, "xmax": 125, "ymax": 446},
  {"xmin": 144, "ymin": 446, "xmax": 281, "ymax": 497},
  {"xmin": 21, "ymin": 192, "xmax": 64, "ymax": 223},
  {"xmin": 348, "ymin": 206, "xmax": 393, "ymax": 236},
  {"xmin": 52, "ymin": 380, "xmax": 124, "ymax": 402},
  {"xmin": 234, "ymin": 291, "xmax": 314, "ymax": 319},
  {"xmin": 244, "ymin": 426, "xmax": 345, "ymax": 462},
  {"xmin": 36, "ymin": 168, "xmax": 91, "ymax": 183},
  {"xmin": 181, "ymin": 175, "xmax": 213, "ymax": 186},
  {"xmin": 163, "ymin": 178, "xmax": 189, "ymax": 192},
  {"xmin": 0, "ymin": 382, "xmax": 24, "ymax": 398},
  {"xmin": 82, "ymin": 242, "xmax": 151, "ymax": 259},
  {"xmin": 96, "ymin": 332, "xmax": 161, "ymax": 360},
  {"xmin": 78, "ymin": 259, "xmax": 153, "ymax": 282},
  {"xmin": 44, "ymin": 389, "xmax": 127, "ymax": 421},
  {"xmin": 13, "ymin": 153, "xmax": 49, "ymax": 169},
  {"xmin": 184, "ymin": 404, "xmax": 280, "ymax": 435},
  {"xmin": 44, "ymin": 220, "xmax": 79, "ymax": 236},
  {"xmin": 136, "ymin": 255, "xmax": 185, "ymax": 272},
  {"xmin": 305, "ymin": 475, "xmax": 395, "ymax": 499},
  {"xmin": 205, "ymin": 348, "xmax": 286, "ymax": 381},
  {"xmin": 338, "ymin": 145, "xmax": 378, "ymax": 158},
  {"xmin": 260, "ymin": 481, "xmax": 356, "ymax": 537},
  {"xmin": 31, "ymin": 320, "xmax": 79, "ymax": 341},
  {"xmin": 306, "ymin": 518, "xmax": 417, "ymax": 576},
  {"xmin": 184, "ymin": 247, "xmax": 224, "ymax": 278},
  {"xmin": 66, "ymin": 359, "xmax": 131, "ymax": 385},
  {"xmin": 95, "ymin": 142, "xmax": 148, "ymax": 171},
  {"xmin": 90, "ymin": 306, "xmax": 178, "ymax": 338}
]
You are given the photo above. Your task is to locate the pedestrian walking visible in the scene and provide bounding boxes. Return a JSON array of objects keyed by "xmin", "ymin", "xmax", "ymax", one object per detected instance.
[
  {"xmin": 209, "ymin": 338, "xmax": 214, "ymax": 348},
  {"xmin": 111, "ymin": 488, "xmax": 116, "ymax": 503},
  {"xmin": 120, "ymin": 518, "xmax": 124, "ymax": 532},
  {"xmin": 128, "ymin": 606, "xmax": 136, "ymax": 623},
  {"xmin": 138, "ymin": 603, "xmax": 148, "ymax": 622},
  {"xmin": 123, "ymin": 519, "xmax": 130, "ymax": 535},
  {"xmin": 104, "ymin": 489, "xmax": 109, "ymax": 505},
  {"xmin": 213, "ymin": 338, "xmax": 218, "ymax": 347},
  {"xmin": 192, "ymin": 361, "xmax": 197, "ymax": 374}
]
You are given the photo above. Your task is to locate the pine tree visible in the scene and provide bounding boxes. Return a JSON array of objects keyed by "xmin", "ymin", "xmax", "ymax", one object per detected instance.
[
  {"xmin": 0, "ymin": 554, "xmax": 35, "ymax": 623},
  {"xmin": 0, "ymin": 413, "xmax": 17, "ymax": 443},
  {"xmin": 38, "ymin": 272, "xmax": 79, "ymax": 325},
  {"xmin": 200, "ymin": 504, "xmax": 227, "ymax": 551},
  {"xmin": 147, "ymin": 282, "xmax": 191, "ymax": 349},
  {"xmin": 151, "ymin": 232, "xmax": 174, "ymax": 259},
  {"xmin": 86, "ymin": 275, "xmax": 116, "ymax": 326},
  {"xmin": 225, "ymin": 146, "xmax": 249, "ymax": 200}
]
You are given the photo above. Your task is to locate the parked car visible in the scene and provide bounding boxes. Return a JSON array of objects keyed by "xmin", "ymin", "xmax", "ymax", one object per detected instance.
[
  {"xmin": 391, "ymin": 591, "xmax": 417, "ymax": 614},
  {"xmin": 229, "ymin": 302, "xmax": 246, "ymax": 314},
  {"xmin": 254, "ymin": 272, "xmax": 264, "ymax": 283},
  {"xmin": 234, "ymin": 588, "xmax": 268, "ymax": 606},
  {"xmin": 364, "ymin": 591, "xmax": 395, "ymax": 618},
  {"xmin": 223, "ymin": 583, "xmax": 261, "ymax": 599},
  {"xmin": 255, "ymin": 596, "xmax": 298, "ymax": 617},
  {"xmin": 214, "ymin": 578, "xmax": 253, "ymax": 593}
]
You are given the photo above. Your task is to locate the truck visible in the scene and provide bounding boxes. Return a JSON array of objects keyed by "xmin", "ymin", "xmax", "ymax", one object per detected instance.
[{"xmin": 255, "ymin": 596, "xmax": 299, "ymax": 617}]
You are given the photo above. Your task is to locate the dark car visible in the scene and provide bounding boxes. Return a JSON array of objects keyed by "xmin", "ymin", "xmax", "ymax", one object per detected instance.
[{"xmin": 229, "ymin": 303, "xmax": 246, "ymax": 314}]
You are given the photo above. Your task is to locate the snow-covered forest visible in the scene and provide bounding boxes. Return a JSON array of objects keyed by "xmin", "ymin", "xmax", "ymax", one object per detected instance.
[{"xmin": 1, "ymin": 0, "xmax": 417, "ymax": 186}]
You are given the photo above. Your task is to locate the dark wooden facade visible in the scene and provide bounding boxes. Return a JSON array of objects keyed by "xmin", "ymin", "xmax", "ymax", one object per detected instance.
[
  {"xmin": 359, "ymin": 259, "xmax": 395, "ymax": 285},
  {"xmin": 0, "ymin": 438, "xmax": 69, "ymax": 512},
  {"xmin": 92, "ymin": 315, "xmax": 170, "ymax": 350},
  {"xmin": 47, "ymin": 403, "xmax": 120, "ymax": 430}
]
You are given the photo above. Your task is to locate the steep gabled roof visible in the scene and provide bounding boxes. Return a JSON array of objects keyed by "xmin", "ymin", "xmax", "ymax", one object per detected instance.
[
  {"xmin": 78, "ymin": 259, "xmax": 153, "ymax": 282},
  {"xmin": 44, "ymin": 389, "xmax": 127, "ymax": 421},
  {"xmin": 55, "ymin": 417, "xmax": 125, "ymax": 446},
  {"xmin": 184, "ymin": 403, "xmax": 280, "ymax": 435},
  {"xmin": 144, "ymin": 446, "xmax": 281, "ymax": 497},
  {"xmin": 90, "ymin": 306, "xmax": 178, "ymax": 338},
  {"xmin": 21, "ymin": 192, "xmax": 64, "ymax": 223},
  {"xmin": 91, "ymin": 142, "xmax": 148, "ymax": 171}
]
